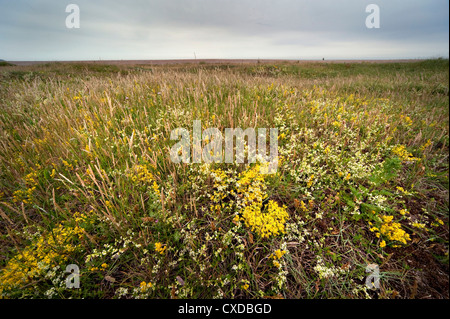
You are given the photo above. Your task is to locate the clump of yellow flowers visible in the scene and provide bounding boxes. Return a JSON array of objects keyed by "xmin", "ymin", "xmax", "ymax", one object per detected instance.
[
  {"xmin": 236, "ymin": 165, "xmax": 289, "ymax": 238},
  {"xmin": 12, "ymin": 170, "xmax": 39, "ymax": 204},
  {"xmin": 241, "ymin": 200, "xmax": 289, "ymax": 239},
  {"xmin": 240, "ymin": 279, "xmax": 250, "ymax": 291},
  {"xmin": 140, "ymin": 281, "xmax": 153, "ymax": 292},
  {"xmin": 128, "ymin": 163, "xmax": 160, "ymax": 195},
  {"xmin": 270, "ymin": 249, "xmax": 287, "ymax": 269},
  {"xmin": 129, "ymin": 164, "xmax": 155, "ymax": 183},
  {"xmin": 370, "ymin": 215, "xmax": 411, "ymax": 248},
  {"xmin": 0, "ymin": 219, "xmax": 85, "ymax": 297},
  {"xmin": 208, "ymin": 168, "xmax": 233, "ymax": 213},
  {"xmin": 154, "ymin": 242, "xmax": 167, "ymax": 255},
  {"xmin": 392, "ymin": 145, "xmax": 420, "ymax": 163}
]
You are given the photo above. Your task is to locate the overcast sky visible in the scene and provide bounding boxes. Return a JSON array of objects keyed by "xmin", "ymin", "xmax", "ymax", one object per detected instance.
[{"xmin": 0, "ymin": 0, "xmax": 448, "ymax": 61}]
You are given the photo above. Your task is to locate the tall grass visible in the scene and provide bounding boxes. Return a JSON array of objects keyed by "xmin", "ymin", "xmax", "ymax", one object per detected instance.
[{"xmin": 0, "ymin": 59, "xmax": 448, "ymax": 299}]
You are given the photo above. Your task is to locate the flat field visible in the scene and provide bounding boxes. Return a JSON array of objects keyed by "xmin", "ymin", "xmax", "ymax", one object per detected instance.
[{"xmin": 0, "ymin": 59, "xmax": 448, "ymax": 299}]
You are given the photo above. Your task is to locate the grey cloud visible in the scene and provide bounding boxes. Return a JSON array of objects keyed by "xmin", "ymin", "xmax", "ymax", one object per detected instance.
[{"xmin": 0, "ymin": 0, "xmax": 448, "ymax": 60}]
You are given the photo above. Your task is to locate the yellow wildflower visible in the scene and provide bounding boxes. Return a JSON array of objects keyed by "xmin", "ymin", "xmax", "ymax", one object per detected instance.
[
  {"xmin": 270, "ymin": 249, "xmax": 287, "ymax": 260},
  {"xmin": 412, "ymin": 222, "xmax": 426, "ymax": 229},
  {"xmin": 140, "ymin": 281, "xmax": 153, "ymax": 292},
  {"xmin": 0, "ymin": 222, "xmax": 84, "ymax": 296},
  {"xmin": 307, "ymin": 175, "xmax": 315, "ymax": 188},
  {"xmin": 151, "ymin": 181, "xmax": 160, "ymax": 196},
  {"xmin": 392, "ymin": 145, "xmax": 420, "ymax": 163},
  {"xmin": 399, "ymin": 209, "xmax": 409, "ymax": 216},
  {"xmin": 379, "ymin": 215, "xmax": 411, "ymax": 245},
  {"xmin": 155, "ymin": 242, "xmax": 167, "ymax": 255},
  {"xmin": 241, "ymin": 200, "xmax": 289, "ymax": 238}
]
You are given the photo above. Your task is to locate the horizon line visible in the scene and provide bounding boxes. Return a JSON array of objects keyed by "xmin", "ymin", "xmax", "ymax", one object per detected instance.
[{"xmin": 4, "ymin": 57, "xmax": 449, "ymax": 66}]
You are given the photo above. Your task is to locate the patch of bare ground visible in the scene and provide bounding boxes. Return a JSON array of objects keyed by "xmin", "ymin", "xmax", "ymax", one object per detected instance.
[{"xmin": 384, "ymin": 239, "xmax": 449, "ymax": 299}]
